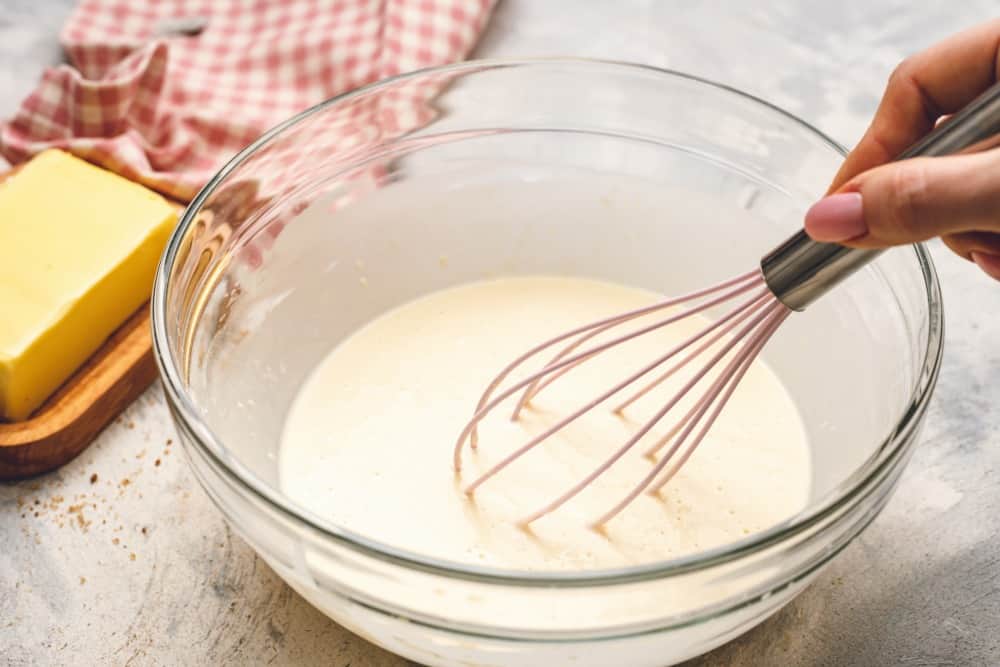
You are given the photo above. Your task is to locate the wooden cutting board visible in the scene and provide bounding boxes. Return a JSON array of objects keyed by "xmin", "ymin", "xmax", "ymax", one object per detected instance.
[{"xmin": 0, "ymin": 167, "xmax": 181, "ymax": 480}]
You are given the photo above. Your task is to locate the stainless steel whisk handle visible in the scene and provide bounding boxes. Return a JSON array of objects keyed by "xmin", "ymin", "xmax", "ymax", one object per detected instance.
[{"xmin": 761, "ymin": 80, "xmax": 1000, "ymax": 311}]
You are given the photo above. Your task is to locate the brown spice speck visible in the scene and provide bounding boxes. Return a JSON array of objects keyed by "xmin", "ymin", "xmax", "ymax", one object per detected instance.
[
  {"xmin": 90, "ymin": 473, "xmax": 98, "ymax": 484},
  {"xmin": 166, "ymin": 439, "xmax": 173, "ymax": 446},
  {"xmin": 79, "ymin": 577, "xmax": 86, "ymax": 585},
  {"xmin": 112, "ymin": 538, "xmax": 120, "ymax": 545},
  {"xmin": 129, "ymin": 553, "xmax": 136, "ymax": 561},
  {"xmin": 120, "ymin": 478, "xmax": 130, "ymax": 487},
  {"xmin": 141, "ymin": 527, "xmax": 148, "ymax": 535},
  {"xmin": 154, "ymin": 459, "xmax": 161, "ymax": 467}
]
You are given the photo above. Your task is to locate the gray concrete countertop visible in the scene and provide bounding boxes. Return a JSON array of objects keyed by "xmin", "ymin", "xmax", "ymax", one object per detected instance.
[{"xmin": 2, "ymin": 1, "xmax": 999, "ymax": 665}]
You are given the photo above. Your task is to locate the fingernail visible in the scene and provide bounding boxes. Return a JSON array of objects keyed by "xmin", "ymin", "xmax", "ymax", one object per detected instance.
[
  {"xmin": 804, "ymin": 192, "xmax": 867, "ymax": 242},
  {"xmin": 971, "ymin": 251, "xmax": 1000, "ymax": 281}
]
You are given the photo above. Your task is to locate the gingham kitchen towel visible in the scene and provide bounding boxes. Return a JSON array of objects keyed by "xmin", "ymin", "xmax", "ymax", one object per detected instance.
[{"xmin": 0, "ymin": 0, "xmax": 496, "ymax": 202}]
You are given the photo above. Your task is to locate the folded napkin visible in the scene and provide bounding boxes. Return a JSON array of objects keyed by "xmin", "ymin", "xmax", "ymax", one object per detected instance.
[{"xmin": 0, "ymin": 0, "xmax": 495, "ymax": 202}]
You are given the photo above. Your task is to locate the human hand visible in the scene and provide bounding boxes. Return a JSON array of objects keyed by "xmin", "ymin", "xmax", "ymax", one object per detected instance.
[{"xmin": 803, "ymin": 19, "xmax": 1000, "ymax": 281}]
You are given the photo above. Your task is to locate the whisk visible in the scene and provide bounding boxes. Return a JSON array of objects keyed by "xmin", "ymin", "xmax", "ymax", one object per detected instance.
[{"xmin": 454, "ymin": 81, "xmax": 1000, "ymax": 528}]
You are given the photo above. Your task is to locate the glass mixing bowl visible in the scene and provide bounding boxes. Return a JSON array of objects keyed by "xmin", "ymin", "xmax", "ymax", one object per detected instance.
[{"xmin": 151, "ymin": 60, "xmax": 943, "ymax": 667}]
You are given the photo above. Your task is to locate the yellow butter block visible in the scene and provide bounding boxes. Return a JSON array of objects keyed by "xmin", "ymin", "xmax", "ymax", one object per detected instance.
[{"xmin": 0, "ymin": 150, "xmax": 176, "ymax": 421}]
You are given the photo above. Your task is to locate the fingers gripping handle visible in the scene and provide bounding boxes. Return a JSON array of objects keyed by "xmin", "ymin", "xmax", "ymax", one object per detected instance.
[{"xmin": 762, "ymin": 80, "xmax": 1000, "ymax": 311}]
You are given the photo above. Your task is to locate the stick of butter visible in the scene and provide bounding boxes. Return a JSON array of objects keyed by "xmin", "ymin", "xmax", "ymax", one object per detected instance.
[{"xmin": 0, "ymin": 150, "xmax": 177, "ymax": 421}]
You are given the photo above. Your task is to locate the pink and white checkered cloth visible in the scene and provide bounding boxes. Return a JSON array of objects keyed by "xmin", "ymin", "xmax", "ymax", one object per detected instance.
[{"xmin": 0, "ymin": 0, "xmax": 495, "ymax": 202}]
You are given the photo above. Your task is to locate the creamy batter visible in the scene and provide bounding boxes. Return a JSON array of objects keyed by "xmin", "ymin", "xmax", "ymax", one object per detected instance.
[{"xmin": 279, "ymin": 276, "xmax": 811, "ymax": 571}]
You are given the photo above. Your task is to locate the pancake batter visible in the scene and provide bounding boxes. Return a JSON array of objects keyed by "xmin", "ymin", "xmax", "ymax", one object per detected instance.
[{"xmin": 279, "ymin": 276, "xmax": 811, "ymax": 571}]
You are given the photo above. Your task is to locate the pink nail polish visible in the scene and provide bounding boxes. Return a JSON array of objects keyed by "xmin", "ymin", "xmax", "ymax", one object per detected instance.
[
  {"xmin": 804, "ymin": 192, "xmax": 866, "ymax": 243},
  {"xmin": 971, "ymin": 251, "xmax": 1000, "ymax": 281}
]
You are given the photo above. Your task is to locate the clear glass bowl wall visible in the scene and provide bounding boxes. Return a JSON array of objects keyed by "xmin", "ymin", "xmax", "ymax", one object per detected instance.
[{"xmin": 152, "ymin": 61, "xmax": 942, "ymax": 667}]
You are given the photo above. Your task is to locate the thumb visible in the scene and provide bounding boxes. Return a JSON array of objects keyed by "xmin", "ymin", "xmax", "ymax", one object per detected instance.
[{"xmin": 804, "ymin": 148, "xmax": 1000, "ymax": 248}]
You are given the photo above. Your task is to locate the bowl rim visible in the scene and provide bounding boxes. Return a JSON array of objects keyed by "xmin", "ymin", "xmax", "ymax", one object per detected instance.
[{"xmin": 151, "ymin": 57, "xmax": 945, "ymax": 587}]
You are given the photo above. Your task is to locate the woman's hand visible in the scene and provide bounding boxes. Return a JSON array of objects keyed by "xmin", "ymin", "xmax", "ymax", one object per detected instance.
[{"xmin": 803, "ymin": 19, "xmax": 1000, "ymax": 281}]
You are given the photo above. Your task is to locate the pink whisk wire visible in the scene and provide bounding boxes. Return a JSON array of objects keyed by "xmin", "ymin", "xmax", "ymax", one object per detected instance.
[
  {"xmin": 460, "ymin": 284, "xmax": 769, "ymax": 496},
  {"xmin": 452, "ymin": 268, "xmax": 762, "ymax": 470},
  {"xmin": 453, "ymin": 269, "xmax": 790, "ymax": 527}
]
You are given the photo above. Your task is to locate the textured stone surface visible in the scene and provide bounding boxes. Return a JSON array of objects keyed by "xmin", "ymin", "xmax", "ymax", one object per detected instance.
[{"xmin": 1, "ymin": 1, "xmax": 999, "ymax": 665}]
